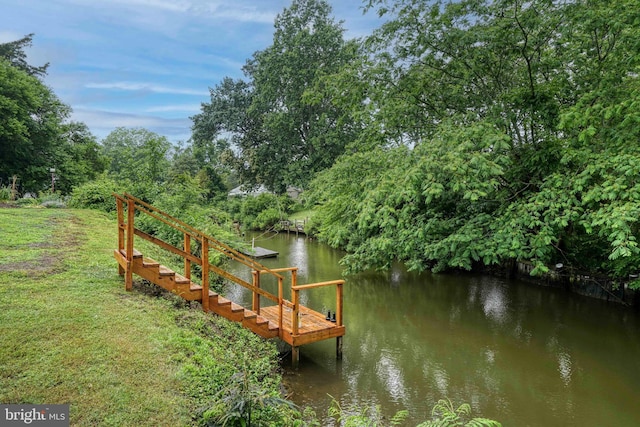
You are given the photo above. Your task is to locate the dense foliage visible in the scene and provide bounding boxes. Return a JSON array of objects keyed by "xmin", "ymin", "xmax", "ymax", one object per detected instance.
[
  {"xmin": 304, "ymin": 0, "xmax": 640, "ymax": 283},
  {"xmin": 0, "ymin": 35, "xmax": 104, "ymax": 195}
]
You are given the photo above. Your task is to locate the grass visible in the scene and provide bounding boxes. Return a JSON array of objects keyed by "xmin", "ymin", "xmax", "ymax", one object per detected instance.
[
  {"xmin": 0, "ymin": 208, "xmax": 287, "ymax": 426},
  {"xmin": 289, "ymin": 209, "xmax": 315, "ymax": 222}
]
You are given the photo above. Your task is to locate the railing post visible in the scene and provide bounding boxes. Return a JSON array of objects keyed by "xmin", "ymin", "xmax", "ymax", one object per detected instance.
[
  {"xmin": 292, "ymin": 287, "xmax": 300, "ymax": 335},
  {"xmin": 336, "ymin": 281, "xmax": 343, "ymax": 327},
  {"xmin": 184, "ymin": 233, "xmax": 191, "ymax": 280},
  {"xmin": 291, "ymin": 286, "xmax": 300, "ymax": 367},
  {"xmin": 116, "ymin": 197, "xmax": 124, "ymax": 276},
  {"xmin": 278, "ymin": 277, "xmax": 284, "ymax": 333},
  {"xmin": 252, "ymin": 270, "xmax": 260, "ymax": 314},
  {"xmin": 125, "ymin": 197, "xmax": 135, "ymax": 291},
  {"xmin": 201, "ymin": 237, "xmax": 210, "ymax": 311},
  {"xmin": 336, "ymin": 281, "xmax": 344, "ymax": 360}
]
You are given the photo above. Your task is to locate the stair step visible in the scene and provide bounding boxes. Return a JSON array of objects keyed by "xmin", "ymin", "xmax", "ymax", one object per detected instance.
[
  {"xmin": 159, "ymin": 266, "xmax": 174, "ymax": 276},
  {"xmin": 120, "ymin": 248, "xmax": 143, "ymax": 259},
  {"xmin": 142, "ymin": 258, "xmax": 160, "ymax": 268},
  {"xmin": 116, "ymin": 247, "xmax": 282, "ymax": 338},
  {"xmin": 173, "ymin": 273, "xmax": 190, "ymax": 284},
  {"xmin": 217, "ymin": 296, "xmax": 232, "ymax": 306}
]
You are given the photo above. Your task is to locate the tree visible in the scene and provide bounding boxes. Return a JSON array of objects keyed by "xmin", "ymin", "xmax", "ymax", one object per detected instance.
[
  {"xmin": 191, "ymin": 77, "xmax": 254, "ymax": 189},
  {"xmin": 101, "ymin": 127, "xmax": 172, "ymax": 199},
  {"xmin": 192, "ymin": 0, "xmax": 360, "ymax": 193},
  {"xmin": 0, "ymin": 59, "xmax": 71, "ymax": 193},
  {"xmin": 0, "ymin": 33, "xmax": 49, "ymax": 78},
  {"xmin": 308, "ymin": 0, "xmax": 640, "ymax": 281},
  {"xmin": 53, "ymin": 121, "xmax": 106, "ymax": 193}
]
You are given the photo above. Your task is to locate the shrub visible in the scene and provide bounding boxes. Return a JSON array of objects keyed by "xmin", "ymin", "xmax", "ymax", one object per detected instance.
[
  {"xmin": 41, "ymin": 200, "xmax": 66, "ymax": 208},
  {"xmin": 68, "ymin": 177, "xmax": 122, "ymax": 212},
  {"xmin": 15, "ymin": 197, "xmax": 39, "ymax": 206},
  {"xmin": 0, "ymin": 186, "xmax": 11, "ymax": 201},
  {"xmin": 254, "ymin": 207, "xmax": 281, "ymax": 230}
]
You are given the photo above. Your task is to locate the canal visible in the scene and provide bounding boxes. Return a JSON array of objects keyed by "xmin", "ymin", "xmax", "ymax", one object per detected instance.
[{"xmin": 225, "ymin": 231, "xmax": 640, "ymax": 426}]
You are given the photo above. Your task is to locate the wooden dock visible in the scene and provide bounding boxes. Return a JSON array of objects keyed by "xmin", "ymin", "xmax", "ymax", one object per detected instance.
[
  {"xmin": 242, "ymin": 246, "xmax": 279, "ymax": 259},
  {"xmin": 113, "ymin": 194, "xmax": 345, "ymax": 365}
]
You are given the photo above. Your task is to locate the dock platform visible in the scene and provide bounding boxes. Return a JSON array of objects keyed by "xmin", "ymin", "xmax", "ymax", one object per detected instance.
[{"xmin": 244, "ymin": 246, "xmax": 279, "ymax": 259}]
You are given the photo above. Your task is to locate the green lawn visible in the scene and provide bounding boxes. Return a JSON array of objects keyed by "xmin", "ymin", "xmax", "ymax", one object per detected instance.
[{"xmin": 0, "ymin": 208, "xmax": 284, "ymax": 426}]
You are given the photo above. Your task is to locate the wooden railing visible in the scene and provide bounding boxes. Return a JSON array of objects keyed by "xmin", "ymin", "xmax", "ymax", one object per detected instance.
[{"xmin": 114, "ymin": 193, "xmax": 344, "ymax": 337}]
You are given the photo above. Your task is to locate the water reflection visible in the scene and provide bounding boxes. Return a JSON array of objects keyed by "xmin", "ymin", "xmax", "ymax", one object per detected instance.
[{"xmin": 224, "ymin": 232, "xmax": 640, "ymax": 426}]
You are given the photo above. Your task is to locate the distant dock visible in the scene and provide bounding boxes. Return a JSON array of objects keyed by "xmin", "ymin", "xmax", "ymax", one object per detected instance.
[{"xmin": 241, "ymin": 246, "xmax": 279, "ymax": 259}]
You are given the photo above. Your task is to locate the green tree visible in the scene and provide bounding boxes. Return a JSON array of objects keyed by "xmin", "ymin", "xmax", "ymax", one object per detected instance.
[
  {"xmin": 308, "ymin": 0, "xmax": 640, "ymax": 281},
  {"xmin": 54, "ymin": 121, "xmax": 106, "ymax": 193},
  {"xmin": 192, "ymin": 0, "xmax": 360, "ymax": 193},
  {"xmin": 0, "ymin": 59, "xmax": 71, "ymax": 193},
  {"xmin": 101, "ymin": 127, "xmax": 172, "ymax": 199},
  {"xmin": 0, "ymin": 33, "xmax": 49, "ymax": 78},
  {"xmin": 0, "ymin": 35, "xmax": 101, "ymax": 195}
]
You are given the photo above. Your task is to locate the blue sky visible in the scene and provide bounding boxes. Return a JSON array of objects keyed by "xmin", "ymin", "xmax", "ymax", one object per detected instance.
[{"xmin": 1, "ymin": 0, "xmax": 383, "ymax": 143}]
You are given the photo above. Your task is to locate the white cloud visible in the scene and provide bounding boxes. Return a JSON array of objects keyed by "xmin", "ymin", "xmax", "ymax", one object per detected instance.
[
  {"xmin": 62, "ymin": 0, "xmax": 280, "ymax": 24},
  {"xmin": 145, "ymin": 104, "xmax": 202, "ymax": 113},
  {"xmin": 85, "ymin": 82, "xmax": 208, "ymax": 96},
  {"xmin": 71, "ymin": 108, "xmax": 192, "ymax": 142}
]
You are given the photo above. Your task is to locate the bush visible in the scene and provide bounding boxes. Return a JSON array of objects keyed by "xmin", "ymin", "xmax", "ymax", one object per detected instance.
[
  {"xmin": 15, "ymin": 197, "xmax": 39, "ymax": 206},
  {"xmin": 38, "ymin": 192, "xmax": 67, "ymax": 208},
  {"xmin": 254, "ymin": 207, "xmax": 281, "ymax": 230},
  {"xmin": 68, "ymin": 176, "xmax": 122, "ymax": 212},
  {"xmin": 0, "ymin": 186, "xmax": 11, "ymax": 201},
  {"xmin": 41, "ymin": 200, "xmax": 66, "ymax": 208},
  {"xmin": 228, "ymin": 193, "xmax": 293, "ymax": 230}
]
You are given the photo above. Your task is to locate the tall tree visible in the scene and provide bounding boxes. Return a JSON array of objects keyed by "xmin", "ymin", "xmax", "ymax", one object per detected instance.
[
  {"xmin": 192, "ymin": 0, "xmax": 360, "ymax": 193},
  {"xmin": 54, "ymin": 122, "xmax": 106, "ymax": 193},
  {"xmin": 101, "ymin": 127, "xmax": 172, "ymax": 199},
  {"xmin": 0, "ymin": 34, "xmax": 49, "ymax": 78},
  {"xmin": 0, "ymin": 59, "xmax": 71, "ymax": 193}
]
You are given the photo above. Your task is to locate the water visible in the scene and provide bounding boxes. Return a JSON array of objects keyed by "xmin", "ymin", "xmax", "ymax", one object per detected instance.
[{"xmin": 225, "ymin": 232, "xmax": 640, "ymax": 426}]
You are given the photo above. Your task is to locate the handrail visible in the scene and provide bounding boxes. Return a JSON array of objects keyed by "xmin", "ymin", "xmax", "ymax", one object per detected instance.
[
  {"xmin": 122, "ymin": 193, "xmax": 284, "ymax": 279},
  {"xmin": 114, "ymin": 193, "xmax": 344, "ymax": 341},
  {"xmin": 291, "ymin": 279, "xmax": 344, "ymax": 335},
  {"xmin": 114, "ymin": 193, "xmax": 284, "ymax": 299}
]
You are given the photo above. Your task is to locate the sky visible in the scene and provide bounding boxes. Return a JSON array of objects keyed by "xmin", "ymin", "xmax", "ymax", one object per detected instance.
[{"xmin": 0, "ymin": 0, "xmax": 384, "ymax": 143}]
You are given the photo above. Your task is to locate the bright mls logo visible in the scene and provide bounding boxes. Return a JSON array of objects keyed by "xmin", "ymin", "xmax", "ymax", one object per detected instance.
[{"xmin": 0, "ymin": 405, "xmax": 69, "ymax": 427}]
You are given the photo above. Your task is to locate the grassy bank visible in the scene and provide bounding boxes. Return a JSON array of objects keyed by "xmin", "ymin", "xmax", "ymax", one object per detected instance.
[{"xmin": 0, "ymin": 208, "xmax": 291, "ymax": 426}]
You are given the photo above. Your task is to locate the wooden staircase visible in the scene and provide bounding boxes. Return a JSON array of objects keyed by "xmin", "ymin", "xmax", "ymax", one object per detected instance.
[
  {"xmin": 115, "ymin": 248, "xmax": 280, "ymax": 339},
  {"xmin": 113, "ymin": 193, "xmax": 345, "ymax": 364}
]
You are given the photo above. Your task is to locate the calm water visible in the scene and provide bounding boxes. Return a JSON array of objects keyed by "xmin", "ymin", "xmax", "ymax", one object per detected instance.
[{"xmin": 225, "ymin": 232, "xmax": 640, "ymax": 426}]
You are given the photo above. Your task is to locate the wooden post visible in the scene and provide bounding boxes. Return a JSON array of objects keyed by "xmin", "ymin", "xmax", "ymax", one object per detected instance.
[
  {"xmin": 277, "ymin": 276, "xmax": 284, "ymax": 333},
  {"xmin": 292, "ymin": 288, "xmax": 300, "ymax": 336},
  {"xmin": 292, "ymin": 346, "xmax": 300, "ymax": 368},
  {"xmin": 336, "ymin": 281, "xmax": 343, "ymax": 326},
  {"xmin": 336, "ymin": 281, "xmax": 344, "ymax": 360},
  {"xmin": 125, "ymin": 197, "xmax": 135, "ymax": 291},
  {"xmin": 116, "ymin": 197, "xmax": 125, "ymax": 276},
  {"xmin": 201, "ymin": 237, "xmax": 210, "ymax": 312},
  {"xmin": 252, "ymin": 270, "xmax": 260, "ymax": 314},
  {"xmin": 184, "ymin": 233, "xmax": 191, "ymax": 280}
]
